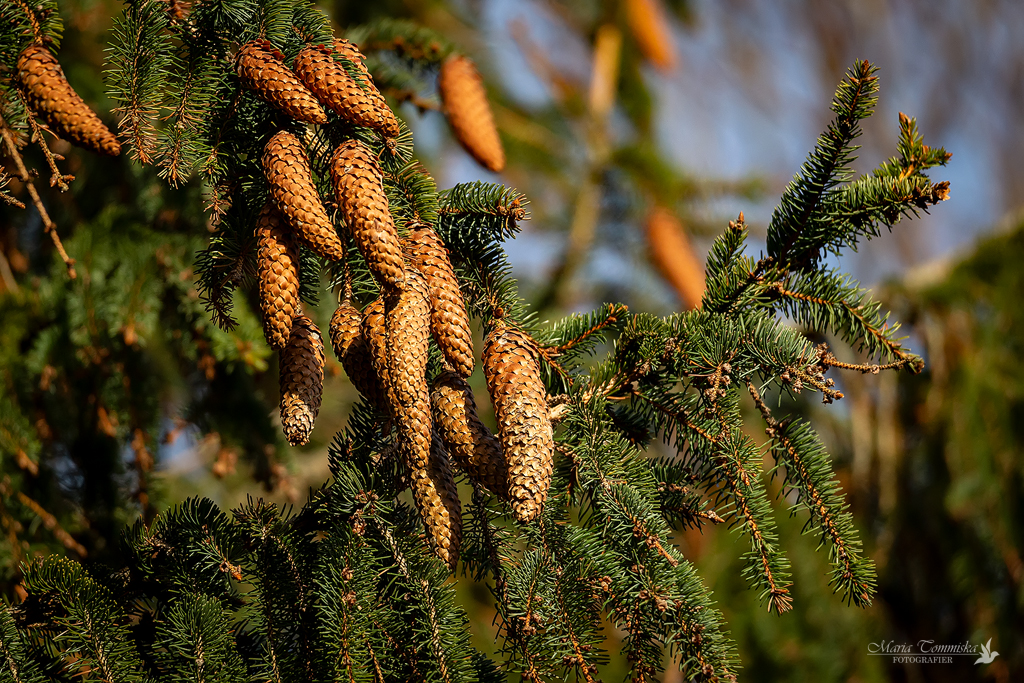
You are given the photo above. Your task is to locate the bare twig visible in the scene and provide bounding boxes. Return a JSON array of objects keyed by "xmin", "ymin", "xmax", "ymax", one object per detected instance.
[{"xmin": 0, "ymin": 114, "xmax": 76, "ymax": 279}]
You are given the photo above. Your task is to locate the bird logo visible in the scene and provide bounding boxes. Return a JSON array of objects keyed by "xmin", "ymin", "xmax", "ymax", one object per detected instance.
[{"xmin": 974, "ymin": 639, "xmax": 999, "ymax": 665}]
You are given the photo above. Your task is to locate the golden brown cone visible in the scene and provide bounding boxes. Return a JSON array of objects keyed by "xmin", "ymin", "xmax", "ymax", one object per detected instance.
[
  {"xmin": 482, "ymin": 321, "xmax": 553, "ymax": 522},
  {"xmin": 330, "ymin": 299, "xmax": 386, "ymax": 409},
  {"xmin": 17, "ymin": 45, "xmax": 120, "ymax": 156},
  {"xmin": 236, "ymin": 40, "xmax": 328, "ymax": 124},
  {"xmin": 625, "ymin": 0, "xmax": 677, "ymax": 71},
  {"xmin": 431, "ymin": 370, "xmax": 509, "ymax": 499},
  {"xmin": 645, "ymin": 207, "xmax": 705, "ymax": 310},
  {"xmin": 263, "ymin": 130, "xmax": 346, "ymax": 261},
  {"xmin": 410, "ymin": 434, "xmax": 462, "ymax": 568},
  {"xmin": 256, "ymin": 203, "xmax": 301, "ymax": 349},
  {"xmin": 383, "ymin": 270, "xmax": 461, "ymax": 564},
  {"xmin": 362, "ymin": 298, "xmax": 390, "ymax": 399},
  {"xmin": 294, "ymin": 45, "xmax": 400, "ymax": 138},
  {"xmin": 438, "ymin": 54, "xmax": 505, "ymax": 173},
  {"xmin": 280, "ymin": 316, "xmax": 325, "ymax": 446},
  {"xmin": 404, "ymin": 226, "xmax": 474, "ymax": 377},
  {"xmin": 330, "ymin": 140, "xmax": 405, "ymax": 290}
]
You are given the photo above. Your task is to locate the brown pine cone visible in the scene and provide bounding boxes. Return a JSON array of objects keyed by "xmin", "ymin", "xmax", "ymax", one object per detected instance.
[
  {"xmin": 236, "ymin": 40, "xmax": 328, "ymax": 124},
  {"xmin": 294, "ymin": 45, "xmax": 400, "ymax": 138},
  {"xmin": 256, "ymin": 202, "xmax": 301, "ymax": 349},
  {"xmin": 362, "ymin": 298, "xmax": 390, "ymax": 401},
  {"xmin": 17, "ymin": 45, "xmax": 120, "ymax": 156},
  {"xmin": 437, "ymin": 54, "xmax": 505, "ymax": 173},
  {"xmin": 405, "ymin": 226, "xmax": 474, "ymax": 377},
  {"xmin": 280, "ymin": 316, "xmax": 325, "ymax": 446},
  {"xmin": 333, "ymin": 40, "xmax": 393, "ymax": 111},
  {"xmin": 431, "ymin": 370, "xmax": 509, "ymax": 499},
  {"xmin": 482, "ymin": 321, "xmax": 553, "ymax": 522},
  {"xmin": 409, "ymin": 433, "xmax": 463, "ymax": 568},
  {"xmin": 330, "ymin": 140, "xmax": 405, "ymax": 291},
  {"xmin": 263, "ymin": 130, "xmax": 346, "ymax": 261},
  {"xmin": 383, "ymin": 270, "xmax": 462, "ymax": 563},
  {"xmin": 330, "ymin": 299, "xmax": 386, "ymax": 409}
]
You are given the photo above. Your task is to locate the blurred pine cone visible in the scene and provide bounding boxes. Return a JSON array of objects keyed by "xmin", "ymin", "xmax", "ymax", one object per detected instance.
[{"xmin": 438, "ymin": 54, "xmax": 505, "ymax": 173}]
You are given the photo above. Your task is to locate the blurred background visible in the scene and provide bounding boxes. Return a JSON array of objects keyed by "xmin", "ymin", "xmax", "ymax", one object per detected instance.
[{"xmin": 1, "ymin": 0, "xmax": 1023, "ymax": 681}]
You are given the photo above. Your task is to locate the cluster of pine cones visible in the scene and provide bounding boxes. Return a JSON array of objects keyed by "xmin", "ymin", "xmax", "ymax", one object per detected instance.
[{"xmin": 241, "ymin": 39, "xmax": 548, "ymax": 566}]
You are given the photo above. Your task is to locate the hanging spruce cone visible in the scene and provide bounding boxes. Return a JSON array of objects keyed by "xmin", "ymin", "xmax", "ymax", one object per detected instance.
[
  {"xmin": 438, "ymin": 54, "xmax": 505, "ymax": 173},
  {"xmin": 279, "ymin": 316, "xmax": 325, "ymax": 446},
  {"xmin": 431, "ymin": 370, "xmax": 509, "ymax": 499},
  {"xmin": 256, "ymin": 203, "xmax": 301, "ymax": 349},
  {"xmin": 17, "ymin": 45, "xmax": 120, "ymax": 156},
  {"xmin": 405, "ymin": 226, "xmax": 474, "ymax": 377},
  {"xmin": 294, "ymin": 45, "xmax": 400, "ymax": 138},
  {"xmin": 362, "ymin": 298, "xmax": 390, "ymax": 402},
  {"xmin": 483, "ymin": 321, "xmax": 553, "ymax": 522},
  {"xmin": 263, "ymin": 130, "xmax": 346, "ymax": 261},
  {"xmin": 333, "ymin": 40, "xmax": 393, "ymax": 111},
  {"xmin": 384, "ymin": 269, "xmax": 461, "ymax": 564},
  {"xmin": 330, "ymin": 299, "xmax": 386, "ymax": 409},
  {"xmin": 330, "ymin": 140, "xmax": 405, "ymax": 290},
  {"xmin": 236, "ymin": 40, "xmax": 328, "ymax": 124},
  {"xmin": 410, "ymin": 434, "xmax": 462, "ymax": 568}
]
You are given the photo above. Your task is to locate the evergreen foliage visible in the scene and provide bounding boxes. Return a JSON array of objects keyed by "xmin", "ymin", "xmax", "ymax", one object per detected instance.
[{"xmin": 0, "ymin": 2, "xmax": 952, "ymax": 681}]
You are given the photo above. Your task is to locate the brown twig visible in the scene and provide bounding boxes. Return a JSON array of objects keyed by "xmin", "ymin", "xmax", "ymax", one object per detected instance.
[
  {"xmin": 16, "ymin": 91, "xmax": 74, "ymax": 190},
  {"xmin": 0, "ymin": 114, "xmax": 76, "ymax": 279}
]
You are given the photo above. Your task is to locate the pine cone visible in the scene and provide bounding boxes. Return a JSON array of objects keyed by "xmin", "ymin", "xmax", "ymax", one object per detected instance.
[
  {"xmin": 330, "ymin": 140, "xmax": 405, "ymax": 290},
  {"xmin": 431, "ymin": 370, "xmax": 509, "ymax": 499},
  {"xmin": 383, "ymin": 270, "xmax": 463, "ymax": 563},
  {"xmin": 482, "ymin": 321, "xmax": 553, "ymax": 522},
  {"xmin": 626, "ymin": 0, "xmax": 677, "ymax": 71},
  {"xmin": 405, "ymin": 226, "xmax": 474, "ymax": 377},
  {"xmin": 17, "ymin": 45, "xmax": 120, "ymax": 156},
  {"xmin": 645, "ymin": 207, "xmax": 705, "ymax": 310},
  {"xmin": 263, "ymin": 130, "xmax": 346, "ymax": 261},
  {"xmin": 236, "ymin": 40, "xmax": 328, "ymax": 124},
  {"xmin": 333, "ymin": 41, "xmax": 393, "ymax": 108},
  {"xmin": 410, "ymin": 433, "xmax": 463, "ymax": 568},
  {"xmin": 280, "ymin": 316, "xmax": 325, "ymax": 446},
  {"xmin": 330, "ymin": 299, "xmax": 386, "ymax": 409},
  {"xmin": 256, "ymin": 203, "xmax": 301, "ymax": 349},
  {"xmin": 294, "ymin": 45, "xmax": 400, "ymax": 138},
  {"xmin": 438, "ymin": 54, "xmax": 505, "ymax": 173},
  {"xmin": 362, "ymin": 298, "xmax": 391, "ymax": 403}
]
